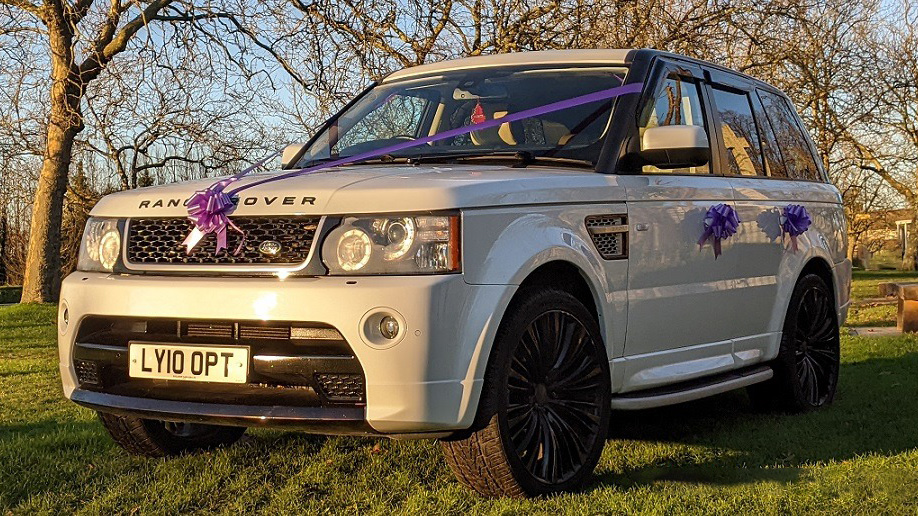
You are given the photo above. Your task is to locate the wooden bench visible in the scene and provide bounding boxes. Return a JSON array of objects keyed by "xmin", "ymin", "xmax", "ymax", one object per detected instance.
[{"xmin": 879, "ymin": 282, "xmax": 918, "ymax": 332}]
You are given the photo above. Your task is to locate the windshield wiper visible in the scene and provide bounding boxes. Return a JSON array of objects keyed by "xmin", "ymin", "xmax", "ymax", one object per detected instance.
[
  {"xmin": 406, "ymin": 151, "xmax": 594, "ymax": 169},
  {"xmin": 300, "ymin": 151, "xmax": 593, "ymax": 170}
]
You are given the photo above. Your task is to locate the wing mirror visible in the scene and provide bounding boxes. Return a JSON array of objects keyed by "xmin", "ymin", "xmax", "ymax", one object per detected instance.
[
  {"xmin": 640, "ymin": 125, "xmax": 710, "ymax": 169},
  {"xmin": 280, "ymin": 143, "xmax": 305, "ymax": 169}
]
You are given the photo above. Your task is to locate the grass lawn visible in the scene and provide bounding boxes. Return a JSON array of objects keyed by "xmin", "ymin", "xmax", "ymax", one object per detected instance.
[
  {"xmin": 849, "ymin": 270, "xmax": 918, "ymax": 301},
  {"xmin": 3, "ymin": 273, "xmax": 918, "ymax": 513},
  {"xmin": 846, "ymin": 270, "xmax": 918, "ymax": 327}
]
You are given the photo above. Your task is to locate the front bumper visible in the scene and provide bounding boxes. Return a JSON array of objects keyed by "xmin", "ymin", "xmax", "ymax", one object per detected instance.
[
  {"xmin": 59, "ymin": 272, "xmax": 514, "ymax": 434},
  {"xmin": 71, "ymin": 390, "xmax": 376, "ymax": 435}
]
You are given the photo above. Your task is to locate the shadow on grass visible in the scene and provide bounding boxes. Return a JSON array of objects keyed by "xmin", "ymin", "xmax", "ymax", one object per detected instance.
[
  {"xmin": 4, "ymin": 351, "xmax": 918, "ymax": 503},
  {"xmin": 593, "ymin": 351, "xmax": 918, "ymax": 489}
]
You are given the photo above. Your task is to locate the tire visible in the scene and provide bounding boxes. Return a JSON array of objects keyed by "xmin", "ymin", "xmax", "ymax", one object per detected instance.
[
  {"xmin": 98, "ymin": 412, "xmax": 246, "ymax": 457},
  {"xmin": 748, "ymin": 273, "xmax": 840, "ymax": 412},
  {"xmin": 441, "ymin": 287, "xmax": 611, "ymax": 498}
]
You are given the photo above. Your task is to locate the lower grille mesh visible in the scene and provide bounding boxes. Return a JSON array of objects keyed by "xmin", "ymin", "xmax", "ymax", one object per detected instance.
[
  {"xmin": 74, "ymin": 359, "xmax": 101, "ymax": 385},
  {"xmin": 239, "ymin": 325, "xmax": 291, "ymax": 341},
  {"xmin": 185, "ymin": 322, "xmax": 234, "ymax": 339},
  {"xmin": 315, "ymin": 373, "xmax": 365, "ymax": 402}
]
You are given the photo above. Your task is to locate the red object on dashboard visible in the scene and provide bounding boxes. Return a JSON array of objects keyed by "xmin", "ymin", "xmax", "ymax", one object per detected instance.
[{"xmin": 471, "ymin": 101, "xmax": 486, "ymax": 124}]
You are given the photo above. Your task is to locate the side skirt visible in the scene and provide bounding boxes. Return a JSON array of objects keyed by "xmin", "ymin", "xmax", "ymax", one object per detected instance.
[{"xmin": 609, "ymin": 365, "xmax": 773, "ymax": 410}]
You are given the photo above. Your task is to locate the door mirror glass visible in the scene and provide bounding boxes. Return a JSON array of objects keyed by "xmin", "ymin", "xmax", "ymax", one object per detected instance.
[
  {"xmin": 640, "ymin": 125, "xmax": 710, "ymax": 169},
  {"xmin": 281, "ymin": 143, "xmax": 305, "ymax": 169}
]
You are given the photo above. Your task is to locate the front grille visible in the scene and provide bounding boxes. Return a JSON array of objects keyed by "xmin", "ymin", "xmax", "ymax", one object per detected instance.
[
  {"xmin": 126, "ymin": 217, "xmax": 320, "ymax": 265},
  {"xmin": 315, "ymin": 373, "xmax": 365, "ymax": 402}
]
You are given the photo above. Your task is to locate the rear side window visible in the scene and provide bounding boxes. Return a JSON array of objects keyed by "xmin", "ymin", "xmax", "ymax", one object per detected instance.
[
  {"xmin": 749, "ymin": 94, "xmax": 786, "ymax": 178},
  {"xmin": 758, "ymin": 90, "xmax": 822, "ymax": 181},
  {"xmin": 639, "ymin": 74, "xmax": 709, "ymax": 175},
  {"xmin": 711, "ymin": 87, "xmax": 765, "ymax": 176}
]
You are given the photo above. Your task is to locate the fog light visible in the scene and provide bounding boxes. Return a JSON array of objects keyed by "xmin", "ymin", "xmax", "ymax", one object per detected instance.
[
  {"xmin": 58, "ymin": 301, "xmax": 70, "ymax": 334},
  {"xmin": 379, "ymin": 316, "xmax": 399, "ymax": 339}
]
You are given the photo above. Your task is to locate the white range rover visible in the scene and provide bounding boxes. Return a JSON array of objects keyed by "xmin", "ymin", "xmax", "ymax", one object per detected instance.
[{"xmin": 59, "ymin": 49, "xmax": 851, "ymax": 497}]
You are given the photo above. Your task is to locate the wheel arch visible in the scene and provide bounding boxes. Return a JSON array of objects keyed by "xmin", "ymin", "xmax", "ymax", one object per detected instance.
[
  {"xmin": 800, "ymin": 256, "xmax": 836, "ymax": 308},
  {"xmin": 458, "ymin": 259, "xmax": 609, "ymax": 434},
  {"xmin": 515, "ymin": 261, "xmax": 601, "ymax": 324}
]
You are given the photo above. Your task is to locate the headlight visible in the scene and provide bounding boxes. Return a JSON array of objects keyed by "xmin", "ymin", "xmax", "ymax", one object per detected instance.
[
  {"xmin": 322, "ymin": 214, "xmax": 460, "ymax": 275},
  {"xmin": 77, "ymin": 218, "xmax": 121, "ymax": 272}
]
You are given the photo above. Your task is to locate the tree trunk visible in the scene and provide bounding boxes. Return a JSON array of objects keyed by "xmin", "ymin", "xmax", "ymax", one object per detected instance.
[
  {"xmin": 21, "ymin": 15, "xmax": 81, "ymax": 303},
  {"xmin": 903, "ymin": 210, "xmax": 918, "ymax": 271},
  {"xmin": 20, "ymin": 119, "xmax": 79, "ymax": 302}
]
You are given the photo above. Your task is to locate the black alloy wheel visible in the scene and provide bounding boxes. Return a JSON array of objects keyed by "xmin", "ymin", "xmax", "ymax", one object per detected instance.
[
  {"xmin": 748, "ymin": 273, "xmax": 840, "ymax": 412},
  {"xmin": 441, "ymin": 287, "xmax": 611, "ymax": 497},
  {"xmin": 503, "ymin": 310, "xmax": 607, "ymax": 485},
  {"xmin": 793, "ymin": 281, "xmax": 840, "ymax": 406}
]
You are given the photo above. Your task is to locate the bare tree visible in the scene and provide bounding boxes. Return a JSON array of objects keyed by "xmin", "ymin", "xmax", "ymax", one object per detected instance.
[{"xmin": 0, "ymin": 0, "xmax": 182, "ymax": 302}]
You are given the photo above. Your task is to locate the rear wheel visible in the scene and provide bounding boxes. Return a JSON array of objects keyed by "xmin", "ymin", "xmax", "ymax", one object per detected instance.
[
  {"xmin": 748, "ymin": 273, "xmax": 840, "ymax": 412},
  {"xmin": 441, "ymin": 287, "xmax": 611, "ymax": 497},
  {"xmin": 98, "ymin": 412, "xmax": 245, "ymax": 457}
]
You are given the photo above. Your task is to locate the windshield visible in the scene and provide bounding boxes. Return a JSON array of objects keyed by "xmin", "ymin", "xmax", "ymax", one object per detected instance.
[{"xmin": 296, "ymin": 65, "xmax": 630, "ymax": 168}]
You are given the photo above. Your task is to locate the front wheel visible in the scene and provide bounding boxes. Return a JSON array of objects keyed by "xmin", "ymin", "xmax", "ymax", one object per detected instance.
[
  {"xmin": 441, "ymin": 287, "xmax": 611, "ymax": 497},
  {"xmin": 748, "ymin": 273, "xmax": 840, "ymax": 412},
  {"xmin": 98, "ymin": 412, "xmax": 246, "ymax": 457}
]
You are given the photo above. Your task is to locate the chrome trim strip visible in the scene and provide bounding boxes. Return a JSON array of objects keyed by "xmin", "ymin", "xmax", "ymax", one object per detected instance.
[{"xmin": 588, "ymin": 225, "xmax": 628, "ymax": 234}]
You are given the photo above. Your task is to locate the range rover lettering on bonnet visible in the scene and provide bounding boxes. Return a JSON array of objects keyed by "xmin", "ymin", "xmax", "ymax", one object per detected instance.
[{"xmin": 137, "ymin": 196, "xmax": 317, "ymax": 209}]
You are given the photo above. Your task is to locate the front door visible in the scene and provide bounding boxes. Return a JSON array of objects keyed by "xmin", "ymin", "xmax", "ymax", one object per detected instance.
[{"xmin": 618, "ymin": 60, "xmax": 741, "ymax": 391}]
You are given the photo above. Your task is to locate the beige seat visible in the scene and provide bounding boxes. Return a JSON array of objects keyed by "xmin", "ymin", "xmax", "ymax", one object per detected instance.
[{"xmin": 469, "ymin": 103, "xmax": 519, "ymax": 146}]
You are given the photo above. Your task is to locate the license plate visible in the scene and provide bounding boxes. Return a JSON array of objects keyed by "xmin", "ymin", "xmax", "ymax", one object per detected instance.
[{"xmin": 128, "ymin": 342, "xmax": 249, "ymax": 383}]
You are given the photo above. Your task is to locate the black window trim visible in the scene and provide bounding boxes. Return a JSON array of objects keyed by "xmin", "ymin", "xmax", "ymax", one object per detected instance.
[
  {"xmin": 706, "ymin": 82, "xmax": 769, "ymax": 178},
  {"xmin": 616, "ymin": 57, "xmax": 723, "ymax": 178}
]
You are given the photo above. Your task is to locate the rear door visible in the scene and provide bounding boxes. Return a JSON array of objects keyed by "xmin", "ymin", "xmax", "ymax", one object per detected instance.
[
  {"xmin": 617, "ymin": 60, "xmax": 740, "ymax": 391},
  {"xmin": 706, "ymin": 69, "xmax": 838, "ymax": 365}
]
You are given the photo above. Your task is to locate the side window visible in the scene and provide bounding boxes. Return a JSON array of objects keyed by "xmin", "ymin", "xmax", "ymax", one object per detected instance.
[
  {"xmin": 711, "ymin": 87, "xmax": 765, "ymax": 176},
  {"xmin": 333, "ymin": 94, "xmax": 428, "ymax": 153},
  {"xmin": 750, "ymin": 94, "xmax": 787, "ymax": 178},
  {"xmin": 639, "ymin": 74, "xmax": 709, "ymax": 174},
  {"xmin": 758, "ymin": 90, "xmax": 822, "ymax": 181}
]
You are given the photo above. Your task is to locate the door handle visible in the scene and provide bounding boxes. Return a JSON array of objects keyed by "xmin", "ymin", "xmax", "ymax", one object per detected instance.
[{"xmin": 635, "ymin": 223, "xmax": 649, "ymax": 232}]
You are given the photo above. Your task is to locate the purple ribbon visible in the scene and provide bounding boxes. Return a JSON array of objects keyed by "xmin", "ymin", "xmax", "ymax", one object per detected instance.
[
  {"xmin": 781, "ymin": 204, "xmax": 811, "ymax": 252},
  {"xmin": 182, "ymin": 81, "xmax": 644, "ymax": 253},
  {"xmin": 181, "ymin": 150, "xmax": 281, "ymax": 254},
  {"xmin": 698, "ymin": 203, "xmax": 740, "ymax": 259}
]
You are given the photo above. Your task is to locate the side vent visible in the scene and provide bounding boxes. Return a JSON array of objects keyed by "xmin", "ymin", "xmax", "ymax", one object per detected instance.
[{"xmin": 585, "ymin": 215, "xmax": 628, "ymax": 259}]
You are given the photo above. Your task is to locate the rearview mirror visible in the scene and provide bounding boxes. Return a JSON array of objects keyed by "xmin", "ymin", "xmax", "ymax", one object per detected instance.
[
  {"xmin": 281, "ymin": 143, "xmax": 305, "ymax": 169},
  {"xmin": 640, "ymin": 125, "xmax": 710, "ymax": 169}
]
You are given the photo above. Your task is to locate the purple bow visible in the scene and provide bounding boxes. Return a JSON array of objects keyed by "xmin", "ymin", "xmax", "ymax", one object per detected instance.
[
  {"xmin": 698, "ymin": 203, "xmax": 740, "ymax": 259},
  {"xmin": 181, "ymin": 179, "xmax": 244, "ymax": 255},
  {"xmin": 781, "ymin": 204, "xmax": 811, "ymax": 252}
]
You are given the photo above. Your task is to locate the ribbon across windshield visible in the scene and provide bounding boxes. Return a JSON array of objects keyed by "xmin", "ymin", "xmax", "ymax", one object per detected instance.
[{"xmin": 182, "ymin": 81, "xmax": 645, "ymax": 254}]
